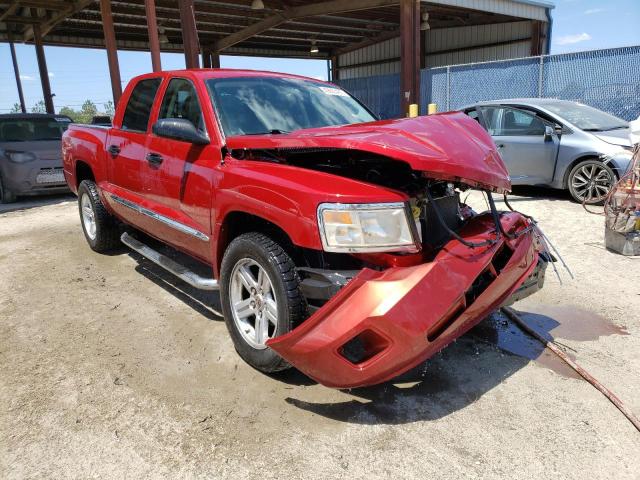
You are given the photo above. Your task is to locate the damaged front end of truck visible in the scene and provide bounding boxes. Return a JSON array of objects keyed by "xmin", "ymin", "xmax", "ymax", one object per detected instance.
[{"xmin": 225, "ymin": 112, "xmax": 549, "ymax": 388}]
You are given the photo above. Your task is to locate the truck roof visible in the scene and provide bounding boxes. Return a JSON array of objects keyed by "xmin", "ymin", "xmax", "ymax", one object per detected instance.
[{"xmin": 128, "ymin": 68, "xmax": 331, "ymax": 85}]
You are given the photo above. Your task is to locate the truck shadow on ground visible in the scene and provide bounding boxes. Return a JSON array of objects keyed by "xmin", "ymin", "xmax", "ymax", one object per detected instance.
[{"xmin": 281, "ymin": 310, "xmax": 579, "ymax": 425}]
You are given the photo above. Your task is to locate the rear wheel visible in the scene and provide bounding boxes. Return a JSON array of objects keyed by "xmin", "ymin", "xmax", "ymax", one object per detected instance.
[
  {"xmin": 220, "ymin": 232, "xmax": 307, "ymax": 373},
  {"xmin": 0, "ymin": 173, "xmax": 16, "ymax": 204},
  {"xmin": 77, "ymin": 180, "xmax": 120, "ymax": 252},
  {"xmin": 567, "ymin": 160, "xmax": 615, "ymax": 205}
]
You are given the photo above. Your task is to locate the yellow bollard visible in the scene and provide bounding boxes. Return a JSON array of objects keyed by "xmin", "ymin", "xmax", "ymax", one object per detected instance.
[
  {"xmin": 428, "ymin": 103, "xmax": 437, "ymax": 115},
  {"xmin": 408, "ymin": 103, "xmax": 419, "ymax": 118}
]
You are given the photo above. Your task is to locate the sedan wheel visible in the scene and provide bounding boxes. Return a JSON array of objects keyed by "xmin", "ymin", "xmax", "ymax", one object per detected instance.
[{"xmin": 568, "ymin": 160, "xmax": 615, "ymax": 205}]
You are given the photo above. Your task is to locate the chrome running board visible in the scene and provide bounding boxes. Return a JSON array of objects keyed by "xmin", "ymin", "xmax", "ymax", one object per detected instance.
[{"xmin": 121, "ymin": 232, "xmax": 219, "ymax": 291}]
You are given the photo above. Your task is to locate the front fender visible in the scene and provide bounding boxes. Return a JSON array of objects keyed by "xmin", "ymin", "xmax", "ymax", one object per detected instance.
[{"xmin": 211, "ymin": 159, "xmax": 408, "ymax": 273}]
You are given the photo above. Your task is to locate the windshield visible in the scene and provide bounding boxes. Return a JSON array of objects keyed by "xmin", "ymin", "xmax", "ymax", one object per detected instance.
[
  {"xmin": 0, "ymin": 117, "xmax": 71, "ymax": 142},
  {"xmin": 206, "ymin": 77, "xmax": 376, "ymax": 136},
  {"xmin": 542, "ymin": 102, "xmax": 628, "ymax": 132}
]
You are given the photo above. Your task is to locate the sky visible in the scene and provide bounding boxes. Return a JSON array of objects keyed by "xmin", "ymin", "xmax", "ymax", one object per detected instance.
[{"xmin": 1, "ymin": 0, "xmax": 639, "ymax": 113}]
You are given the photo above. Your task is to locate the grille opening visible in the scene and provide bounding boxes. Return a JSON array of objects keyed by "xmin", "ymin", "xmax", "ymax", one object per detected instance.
[
  {"xmin": 427, "ymin": 303, "xmax": 465, "ymax": 342},
  {"xmin": 492, "ymin": 245, "xmax": 513, "ymax": 273},
  {"xmin": 340, "ymin": 329, "xmax": 389, "ymax": 365},
  {"xmin": 465, "ymin": 268, "xmax": 496, "ymax": 307}
]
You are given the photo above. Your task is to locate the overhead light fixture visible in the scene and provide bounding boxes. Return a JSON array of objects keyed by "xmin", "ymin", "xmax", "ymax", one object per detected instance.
[
  {"xmin": 420, "ymin": 12, "xmax": 430, "ymax": 31},
  {"xmin": 310, "ymin": 40, "xmax": 319, "ymax": 54},
  {"xmin": 251, "ymin": 0, "xmax": 265, "ymax": 9}
]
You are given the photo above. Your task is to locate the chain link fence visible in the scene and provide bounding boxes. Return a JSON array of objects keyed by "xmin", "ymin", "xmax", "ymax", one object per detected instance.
[
  {"xmin": 337, "ymin": 73, "xmax": 400, "ymax": 120},
  {"xmin": 340, "ymin": 45, "xmax": 640, "ymax": 121}
]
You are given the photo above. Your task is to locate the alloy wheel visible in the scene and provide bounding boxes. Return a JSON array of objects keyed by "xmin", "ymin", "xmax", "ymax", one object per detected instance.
[
  {"xmin": 229, "ymin": 258, "xmax": 278, "ymax": 350},
  {"xmin": 80, "ymin": 193, "xmax": 97, "ymax": 240},
  {"xmin": 570, "ymin": 163, "xmax": 613, "ymax": 203}
]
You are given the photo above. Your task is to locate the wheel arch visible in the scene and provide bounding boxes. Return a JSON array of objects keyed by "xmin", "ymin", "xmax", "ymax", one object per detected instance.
[
  {"xmin": 215, "ymin": 211, "xmax": 303, "ymax": 277},
  {"xmin": 75, "ymin": 160, "xmax": 96, "ymax": 187}
]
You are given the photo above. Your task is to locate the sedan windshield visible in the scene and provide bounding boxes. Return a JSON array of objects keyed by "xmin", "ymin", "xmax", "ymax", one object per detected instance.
[
  {"xmin": 542, "ymin": 102, "xmax": 628, "ymax": 132},
  {"xmin": 206, "ymin": 77, "xmax": 376, "ymax": 136},
  {"xmin": 0, "ymin": 117, "xmax": 71, "ymax": 142}
]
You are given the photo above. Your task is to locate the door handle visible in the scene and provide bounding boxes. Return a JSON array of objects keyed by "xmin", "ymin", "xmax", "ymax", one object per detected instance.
[
  {"xmin": 108, "ymin": 145, "xmax": 120, "ymax": 157},
  {"xmin": 496, "ymin": 143, "xmax": 505, "ymax": 149},
  {"xmin": 146, "ymin": 152, "xmax": 164, "ymax": 166}
]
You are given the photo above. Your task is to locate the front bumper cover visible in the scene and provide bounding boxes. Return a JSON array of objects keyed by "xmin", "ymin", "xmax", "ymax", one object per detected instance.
[{"xmin": 267, "ymin": 212, "xmax": 541, "ymax": 389}]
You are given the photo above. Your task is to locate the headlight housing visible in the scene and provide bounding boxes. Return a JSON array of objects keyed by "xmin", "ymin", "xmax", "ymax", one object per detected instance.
[
  {"xmin": 317, "ymin": 202, "xmax": 419, "ymax": 253},
  {"xmin": 6, "ymin": 150, "xmax": 37, "ymax": 163}
]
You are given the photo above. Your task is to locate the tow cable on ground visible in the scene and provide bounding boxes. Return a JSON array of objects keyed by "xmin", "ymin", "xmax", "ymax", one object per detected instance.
[{"xmin": 500, "ymin": 306, "xmax": 640, "ymax": 433}]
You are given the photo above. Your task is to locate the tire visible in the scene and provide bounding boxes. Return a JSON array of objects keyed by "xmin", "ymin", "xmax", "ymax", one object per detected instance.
[
  {"xmin": 220, "ymin": 232, "xmax": 307, "ymax": 373},
  {"xmin": 77, "ymin": 180, "xmax": 120, "ymax": 252},
  {"xmin": 0, "ymin": 173, "xmax": 16, "ymax": 204},
  {"xmin": 567, "ymin": 159, "xmax": 616, "ymax": 205}
]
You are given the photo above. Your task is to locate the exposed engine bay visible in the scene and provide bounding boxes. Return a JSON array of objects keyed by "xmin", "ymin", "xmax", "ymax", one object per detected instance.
[{"xmin": 231, "ymin": 147, "xmax": 476, "ymax": 251}]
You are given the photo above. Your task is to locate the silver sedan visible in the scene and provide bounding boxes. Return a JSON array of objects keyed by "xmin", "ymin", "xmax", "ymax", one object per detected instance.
[{"xmin": 461, "ymin": 99, "xmax": 633, "ymax": 204}]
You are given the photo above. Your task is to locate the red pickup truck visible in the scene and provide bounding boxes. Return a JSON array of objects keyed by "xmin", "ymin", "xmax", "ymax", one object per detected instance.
[{"xmin": 62, "ymin": 69, "xmax": 548, "ymax": 388}]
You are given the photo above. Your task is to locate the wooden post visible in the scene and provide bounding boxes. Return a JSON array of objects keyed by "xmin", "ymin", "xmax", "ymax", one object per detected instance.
[
  {"xmin": 178, "ymin": 0, "xmax": 200, "ymax": 69},
  {"xmin": 400, "ymin": 0, "xmax": 420, "ymax": 116},
  {"xmin": 145, "ymin": 0, "xmax": 162, "ymax": 72},
  {"xmin": 33, "ymin": 23, "xmax": 54, "ymax": 114},
  {"xmin": 202, "ymin": 49, "xmax": 211, "ymax": 68},
  {"xmin": 8, "ymin": 32, "xmax": 26, "ymax": 113},
  {"xmin": 530, "ymin": 20, "xmax": 543, "ymax": 56},
  {"xmin": 100, "ymin": 0, "xmax": 122, "ymax": 104},
  {"xmin": 330, "ymin": 55, "xmax": 339, "ymax": 82},
  {"xmin": 211, "ymin": 52, "xmax": 220, "ymax": 69}
]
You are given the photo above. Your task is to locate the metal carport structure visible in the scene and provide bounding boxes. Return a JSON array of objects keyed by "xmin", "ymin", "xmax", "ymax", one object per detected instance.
[{"xmin": 1, "ymin": 0, "xmax": 553, "ymax": 116}]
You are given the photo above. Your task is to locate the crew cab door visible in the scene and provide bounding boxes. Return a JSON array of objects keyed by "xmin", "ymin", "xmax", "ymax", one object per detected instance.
[
  {"xmin": 144, "ymin": 77, "xmax": 219, "ymax": 261},
  {"xmin": 477, "ymin": 106, "xmax": 559, "ymax": 185},
  {"xmin": 104, "ymin": 77, "xmax": 162, "ymax": 217}
]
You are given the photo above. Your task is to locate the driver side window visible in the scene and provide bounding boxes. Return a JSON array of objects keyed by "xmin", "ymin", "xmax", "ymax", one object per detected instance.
[
  {"xmin": 480, "ymin": 106, "xmax": 547, "ymax": 136},
  {"xmin": 158, "ymin": 78, "xmax": 205, "ymax": 133}
]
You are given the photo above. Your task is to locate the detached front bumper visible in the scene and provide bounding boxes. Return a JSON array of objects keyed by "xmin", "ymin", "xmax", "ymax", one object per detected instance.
[{"xmin": 267, "ymin": 212, "xmax": 542, "ymax": 388}]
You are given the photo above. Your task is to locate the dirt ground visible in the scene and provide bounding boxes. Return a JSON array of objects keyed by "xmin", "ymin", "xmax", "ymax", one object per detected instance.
[{"xmin": 1, "ymin": 188, "xmax": 639, "ymax": 479}]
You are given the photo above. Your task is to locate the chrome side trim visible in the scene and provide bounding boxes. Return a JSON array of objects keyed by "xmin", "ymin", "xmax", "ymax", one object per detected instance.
[
  {"xmin": 121, "ymin": 233, "xmax": 219, "ymax": 291},
  {"xmin": 110, "ymin": 193, "xmax": 210, "ymax": 242}
]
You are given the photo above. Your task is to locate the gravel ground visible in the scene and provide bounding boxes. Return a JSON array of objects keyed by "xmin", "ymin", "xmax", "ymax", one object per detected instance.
[{"xmin": 1, "ymin": 189, "xmax": 638, "ymax": 479}]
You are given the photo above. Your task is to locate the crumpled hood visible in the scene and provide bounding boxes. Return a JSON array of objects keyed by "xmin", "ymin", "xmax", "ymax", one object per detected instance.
[
  {"xmin": 225, "ymin": 112, "xmax": 511, "ymax": 192},
  {"xmin": 591, "ymin": 129, "xmax": 632, "ymax": 148}
]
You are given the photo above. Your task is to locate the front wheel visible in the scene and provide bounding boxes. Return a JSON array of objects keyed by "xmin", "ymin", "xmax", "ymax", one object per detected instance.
[
  {"xmin": 567, "ymin": 160, "xmax": 615, "ymax": 205},
  {"xmin": 220, "ymin": 232, "xmax": 307, "ymax": 373}
]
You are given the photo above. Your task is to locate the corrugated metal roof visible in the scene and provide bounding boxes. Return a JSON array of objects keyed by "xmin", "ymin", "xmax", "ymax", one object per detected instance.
[{"xmin": 424, "ymin": 0, "xmax": 552, "ymax": 21}]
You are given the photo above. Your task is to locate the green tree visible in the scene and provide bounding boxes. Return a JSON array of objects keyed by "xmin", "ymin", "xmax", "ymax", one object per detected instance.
[
  {"xmin": 58, "ymin": 106, "xmax": 80, "ymax": 122},
  {"xmin": 77, "ymin": 100, "xmax": 98, "ymax": 124},
  {"xmin": 31, "ymin": 100, "xmax": 46, "ymax": 113},
  {"xmin": 10, "ymin": 103, "xmax": 22, "ymax": 113},
  {"xmin": 103, "ymin": 100, "xmax": 115, "ymax": 116}
]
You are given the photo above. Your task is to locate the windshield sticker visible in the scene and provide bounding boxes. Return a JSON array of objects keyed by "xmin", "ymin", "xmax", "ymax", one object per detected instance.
[{"xmin": 318, "ymin": 86, "xmax": 349, "ymax": 97}]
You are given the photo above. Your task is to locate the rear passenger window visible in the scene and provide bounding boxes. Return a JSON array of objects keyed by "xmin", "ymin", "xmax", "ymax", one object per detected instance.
[
  {"xmin": 158, "ymin": 78, "xmax": 205, "ymax": 132},
  {"xmin": 121, "ymin": 78, "xmax": 161, "ymax": 132}
]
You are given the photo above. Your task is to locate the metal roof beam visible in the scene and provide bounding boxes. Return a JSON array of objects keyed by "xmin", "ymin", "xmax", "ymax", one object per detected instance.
[
  {"xmin": 0, "ymin": 0, "xmax": 20, "ymax": 22},
  {"xmin": 23, "ymin": 0, "xmax": 93, "ymax": 41},
  {"xmin": 214, "ymin": 0, "xmax": 399, "ymax": 52}
]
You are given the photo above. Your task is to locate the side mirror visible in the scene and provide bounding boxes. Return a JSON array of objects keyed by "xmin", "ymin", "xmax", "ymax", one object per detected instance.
[
  {"xmin": 152, "ymin": 118, "xmax": 209, "ymax": 145},
  {"xmin": 544, "ymin": 125, "xmax": 554, "ymax": 141},
  {"xmin": 554, "ymin": 124, "xmax": 564, "ymax": 136}
]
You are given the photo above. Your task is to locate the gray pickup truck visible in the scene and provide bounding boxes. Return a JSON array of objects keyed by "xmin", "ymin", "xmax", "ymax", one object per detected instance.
[{"xmin": 0, "ymin": 113, "xmax": 72, "ymax": 203}]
